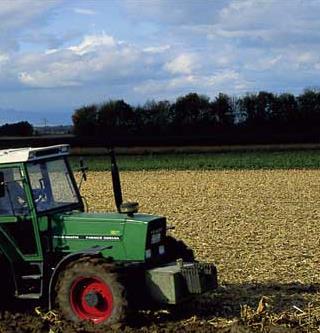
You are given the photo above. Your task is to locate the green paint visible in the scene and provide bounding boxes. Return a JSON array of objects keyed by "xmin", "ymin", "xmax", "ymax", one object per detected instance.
[{"xmin": 52, "ymin": 212, "xmax": 165, "ymax": 262}]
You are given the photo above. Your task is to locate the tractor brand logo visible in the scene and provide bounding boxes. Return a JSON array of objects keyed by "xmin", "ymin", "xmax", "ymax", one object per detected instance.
[
  {"xmin": 86, "ymin": 235, "xmax": 120, "ymax": 240},
  {"xmin": 53, "ymin": 235, "xmax": 121, "ymax": 241}
]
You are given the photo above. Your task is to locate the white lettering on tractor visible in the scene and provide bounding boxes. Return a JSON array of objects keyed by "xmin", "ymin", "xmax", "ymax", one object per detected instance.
[{"xmin": 53, "ymin": 235, "xmax": 120, "ymax": 241}]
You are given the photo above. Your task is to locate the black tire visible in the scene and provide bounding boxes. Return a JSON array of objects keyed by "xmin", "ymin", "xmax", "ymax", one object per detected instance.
[
  {"xmin": 55, "ymin": 257, "xmax": 127, "ymax": 329},
  {"xmin": 165, "ymin": 236, "xmax": 195, "ymax": 262}
]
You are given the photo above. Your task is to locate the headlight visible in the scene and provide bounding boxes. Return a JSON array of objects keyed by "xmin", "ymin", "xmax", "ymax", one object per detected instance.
[
  {"xmin": 151, "ymin": 227, "xmax": 162, "ymax": 244},
  {"xmin": 151, "ymin": 232, "xmax": 161, "ymax": 244},
  {"xmin": 145, "ymin": 249, "xmax": 152, "ymax": 259},
  {"xmin": 159, "ymin": 245, "xmax": 165, "ymax": 255}
]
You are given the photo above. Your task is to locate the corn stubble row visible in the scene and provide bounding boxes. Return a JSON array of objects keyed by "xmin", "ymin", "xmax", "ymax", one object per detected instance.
[{"xmin": 81, "ymin": 169, "xmax": 320, "ymax": 331}]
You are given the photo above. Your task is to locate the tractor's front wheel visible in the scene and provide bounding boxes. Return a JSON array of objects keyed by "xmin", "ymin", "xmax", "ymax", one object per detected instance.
[{"xmin": 55, "ymin": 257, "xmax": 127, "ymax": 328}]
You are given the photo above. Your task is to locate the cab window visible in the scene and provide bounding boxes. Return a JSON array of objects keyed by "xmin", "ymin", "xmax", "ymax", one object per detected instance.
[
  {"xmin": 0, "ymin": 167, "xmax": 36, "ymax": 255},
  {"xmin": 27, "ymin": 158, "xmax": 79, "ymax": 212},
  {"xmin": 0, "ymin": 167, "xmax": 28, "ymax": 216}
]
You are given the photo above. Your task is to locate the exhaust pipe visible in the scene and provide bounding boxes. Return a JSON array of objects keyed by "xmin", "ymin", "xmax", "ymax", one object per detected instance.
[{"xmin": 109, "ymin": 149, "xmax": 123, "ymax": 213}]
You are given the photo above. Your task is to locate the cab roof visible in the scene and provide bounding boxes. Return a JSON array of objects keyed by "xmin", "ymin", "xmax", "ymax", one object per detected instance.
[{"xmin": 0, "ymin": 145, "xmax": 70, "ymax": 164}]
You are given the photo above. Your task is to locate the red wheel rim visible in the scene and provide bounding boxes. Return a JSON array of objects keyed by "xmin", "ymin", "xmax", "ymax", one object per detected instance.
[{"xmin": 70, "ymin": 276, "xmax": 113, "ymax": 324}]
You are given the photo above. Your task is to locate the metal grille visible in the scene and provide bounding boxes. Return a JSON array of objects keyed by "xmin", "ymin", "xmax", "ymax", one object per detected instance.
[{"xmin": 181, "ymin": 263, "xmax": 217, "ymax": 294}]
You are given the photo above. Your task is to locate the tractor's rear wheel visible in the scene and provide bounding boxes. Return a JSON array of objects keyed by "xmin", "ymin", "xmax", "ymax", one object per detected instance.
[{"xmin": 55, "ymin": 257, "xmax": 127, "ymax": 328}]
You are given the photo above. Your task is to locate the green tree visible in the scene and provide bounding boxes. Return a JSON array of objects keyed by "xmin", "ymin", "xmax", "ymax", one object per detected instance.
[
  {"xmin": 136, "ymin": 100, "xmax": 171, "ymax": 134},
  {"xmin": 72, "ymin": 105, "xmax": 98, "ymax": 136},
  {"xmin": 171, "ymin": 93, "xmax": 211, "ymax": 134},
  {"xmin": 0, "ymin": 121, "xmax": 33, "ymax": 136},
  {"xmin": 297, "ymin": 89, "xmax": 320, "ymax": 129},
  {"xmin": 271, "ymin": 93, "xmax": 298, "ymax": 129},
  {"xmin": 211, "ymin": 93, "xmax": 235, "ymax": 128},
  {"xmin": 239, "ymin": 92, "xmax": 275, "ymax": 128},
  {"xmin": 98, "ymin": 99, "xmax": 136, "ymax": 136}
]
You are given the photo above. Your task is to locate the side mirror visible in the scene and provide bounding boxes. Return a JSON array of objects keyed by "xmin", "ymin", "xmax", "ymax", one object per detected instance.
[
  {"xmin": 77, "ymin": 158, "xmax": 88, "ymax": 190},
  {"xmin": 79, "ymin": 159, "xmax": 88, "ymax": 181},
  {"xmin": 0, "ymin": 172, "xmax": 5, "ymax": 197}
]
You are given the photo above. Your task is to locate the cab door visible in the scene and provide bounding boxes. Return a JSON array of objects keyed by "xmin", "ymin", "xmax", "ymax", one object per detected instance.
[{"xmin": 0, "ymin": 165, "xmax": 42, "ymax": 261}]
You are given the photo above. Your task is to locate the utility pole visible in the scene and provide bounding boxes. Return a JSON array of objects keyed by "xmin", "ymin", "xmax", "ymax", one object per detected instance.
[{"xmin": 43, "ymin": 118, "xmax": 48, "ymax": 134}]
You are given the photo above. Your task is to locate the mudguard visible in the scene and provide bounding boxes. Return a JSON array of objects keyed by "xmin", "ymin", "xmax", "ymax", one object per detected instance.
[{"xmin": 48, "ymin": 245, "xmax": 112, "ymax": 309}]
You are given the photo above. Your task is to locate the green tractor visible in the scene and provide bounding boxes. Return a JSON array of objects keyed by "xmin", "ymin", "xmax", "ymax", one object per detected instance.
[{"xmin": 0, "ymin": 144, "xmax": 217, "ymax": 328}]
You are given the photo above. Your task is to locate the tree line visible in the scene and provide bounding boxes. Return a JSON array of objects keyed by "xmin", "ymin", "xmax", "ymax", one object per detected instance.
[
  {"xmin": 1, "ymin": 90, "xmax": 319, "ymax": 140},
  {"xmin": 0, "ymin": 121, "xmax": 33, "ymax": 136},
  {"xmin": 72, "ymin": 89, "xmax": 320, "ymax": 142}
]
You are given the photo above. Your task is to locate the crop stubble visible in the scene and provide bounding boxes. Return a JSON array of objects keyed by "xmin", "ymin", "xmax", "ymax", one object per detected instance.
[
  {"xmin": 83, "ymin": 169, "xmax": 320, "ymax": 285},
  {"xmin": 82, "ymin": 169, "xmax": 320, "ymax": 331}
]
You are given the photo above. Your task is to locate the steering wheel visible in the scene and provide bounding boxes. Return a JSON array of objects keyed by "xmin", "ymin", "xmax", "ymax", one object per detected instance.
[{"xmin": 33, "ymin": 188, "xmax": 48, "ymax": 203}]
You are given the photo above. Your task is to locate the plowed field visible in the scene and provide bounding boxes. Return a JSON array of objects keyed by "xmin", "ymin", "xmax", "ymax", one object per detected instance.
[{"xmin": 3, "ymin": 169, "xmax": 320, "ymax": 332}]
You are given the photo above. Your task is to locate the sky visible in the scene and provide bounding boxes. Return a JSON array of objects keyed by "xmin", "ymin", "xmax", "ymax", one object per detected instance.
[{"xmin": 0, "ymin": 0, "xmax": 320, "ymax": 124}]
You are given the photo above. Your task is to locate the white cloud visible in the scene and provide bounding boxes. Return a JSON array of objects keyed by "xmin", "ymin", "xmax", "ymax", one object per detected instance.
[
  {"xmin": 143, "ymin": 45, "xmax": 170, "ymax": 54},
  {"xmin": 74, "ymin": 8, "xmax": 96, "ymax": 16},
  {"xmin": 168, "ymin": 75, "xmax": 196, "ymax": 89},
  {"xmin": 206, "ymin": 70, "xmax": 241, "ymax": 85},
  {"xmin": 134, "ymin": 70, "xmax": 249, "ymax": 96},
  {"xmin": 45, "ymin": 49, "xmax": 59, "ymax": 55},
  {"xmin": 16, "ymin": 33, "xmax": 145, "ymax": 88},
  {"xmin": 288, "ymin": 51, "xmax": 320, "ymax": 71},
  {"xmin": 164, "ymin": 54, "xmax": 198, "ymax": 75},
  {"xmin": 68, "ymin": 34, "xmax": 116, "ymax": 55},
  {"xmin": 19, "ymin": 69, "xmax": 80, "ymax": 88},
  {"xmin": 0, "ymin": 52, "xmax": 10, "ymax": 78},
  {"xmin": 245, "ymin": 55, "xmax": 283, "ymax": 71},
  {"xmin": 0, "ymin": 53, "xmax": 9, "ymax": 64},
  {"xmin": 209, "ymin": 0, "xmax": 320, "ymax": 46},
  {"xmin": 295, "ymin": 52, "xmax": 317, "ymax": 64}
]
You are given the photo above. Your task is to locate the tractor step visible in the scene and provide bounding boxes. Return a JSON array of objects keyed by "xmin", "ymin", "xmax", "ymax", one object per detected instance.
[
  {"xmin": 21, "ymin": 274, "xmax": 42, "ymax": 280},
  {"xmin": 16, "ymin": 293, "xmax": 42, "ymax": 300}
]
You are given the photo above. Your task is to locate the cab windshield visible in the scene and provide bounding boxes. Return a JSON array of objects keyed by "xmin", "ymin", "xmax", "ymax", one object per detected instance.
[{"xmin": 27, "ymin": 158, "xmax": 80, "ymax": 212}]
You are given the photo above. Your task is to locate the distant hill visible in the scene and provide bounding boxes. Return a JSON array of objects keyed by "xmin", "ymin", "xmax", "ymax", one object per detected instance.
[{"xmin": 0, "ymin": 109, "xmax": 72, "ymax": 125}]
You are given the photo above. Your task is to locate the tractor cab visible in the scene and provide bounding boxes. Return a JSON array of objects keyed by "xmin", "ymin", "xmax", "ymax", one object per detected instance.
[
  {"xmin": 0, "ymin": 145, "xmax": 82, "ymax": 215},
  {"xmin": 0, "ymin": 145, "xmax": 82, "ymax": 259}
]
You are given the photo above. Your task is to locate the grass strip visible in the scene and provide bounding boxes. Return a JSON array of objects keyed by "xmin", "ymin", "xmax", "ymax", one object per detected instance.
[{"xmin": 70, "ymin": 150, "xmax": 320, "ymax": 171}]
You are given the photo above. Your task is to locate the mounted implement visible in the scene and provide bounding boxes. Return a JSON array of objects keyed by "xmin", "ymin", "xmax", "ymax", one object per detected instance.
[{"xmin": 0, "ymin": 145, "xmax": 217, "ymax": 329}]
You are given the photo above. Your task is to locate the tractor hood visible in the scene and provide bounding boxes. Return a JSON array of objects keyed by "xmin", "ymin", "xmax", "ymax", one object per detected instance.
[
  {"xmin": 52, "ymin": 211, "xmax": 165, "ymax": 239},
  {"xmin": 51, "ymin": 211, "xmax": 167, "ymax": 261}
]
